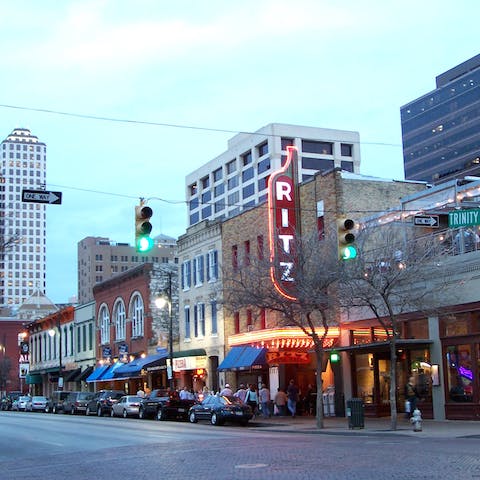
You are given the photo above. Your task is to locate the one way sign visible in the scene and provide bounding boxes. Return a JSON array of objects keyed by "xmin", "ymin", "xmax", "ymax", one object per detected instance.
[
  {"xmin": 413, "ymin": 215, "xmax": 439, "ymax": 228},
  {"xmin": 22, "ymin": 189, "xmax": 62, "ymax": 205}
]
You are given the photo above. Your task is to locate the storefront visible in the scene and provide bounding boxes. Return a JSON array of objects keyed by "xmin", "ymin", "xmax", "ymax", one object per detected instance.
[{"xmin": 172, "ymin": 349, "xmax": 208, "ymax": 392}]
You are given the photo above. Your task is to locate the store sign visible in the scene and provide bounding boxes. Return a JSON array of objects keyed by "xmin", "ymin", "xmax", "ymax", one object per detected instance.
[
  {"xmin": 268, "ymin": 146, "xmax": 299, "ymax": 300},
  {"xmin": 173, "ymin": 356, "xmax": 207, "ymax": 371},
  {"xmin": 266, "ymin": 351, "xmax": 310, "ymax": 365}
]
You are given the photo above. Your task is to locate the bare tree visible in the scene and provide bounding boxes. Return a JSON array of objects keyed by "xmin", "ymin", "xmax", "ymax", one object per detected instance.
[
  {"xmin": 338, "ymin": 221, "xmax": 453, "ymax": 430},
  {"xmin": 220, "ymin": 232, "xmax": 342, "ymax": 429},
  {"xmin": 0, "ymin": 231, "xmax": 21, "ymax": 260},
  {"xmin": 0, "ymin": 357, "xmax": 12, "ymax": 393}
]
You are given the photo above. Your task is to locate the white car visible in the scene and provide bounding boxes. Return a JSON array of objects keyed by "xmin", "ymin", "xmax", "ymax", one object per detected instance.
[
  {"xmin": 110, "ymin": 395, "xmax": 142, "ymax": 418},
  {"xmin": 25, "ymin": 396, "xmax": 49, "ymax": 412},
  {"xmin": 12, "ymin": 395, "xmax": 31, "ymax": 411}
]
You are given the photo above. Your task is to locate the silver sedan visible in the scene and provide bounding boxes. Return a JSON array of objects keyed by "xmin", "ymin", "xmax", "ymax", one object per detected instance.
[
  {"xmin": 110, "ymin": 395, "xmax": 142, "ymax": 418},
  {"xmin": 25, "ymin": 396, "xmax": 49, "ymax": 412}
]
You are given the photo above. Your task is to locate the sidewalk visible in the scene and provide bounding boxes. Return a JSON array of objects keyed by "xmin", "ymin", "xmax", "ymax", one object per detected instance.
[{"xmin": 250, "ymin": 414, "xmax": 480, "ymax": 438}]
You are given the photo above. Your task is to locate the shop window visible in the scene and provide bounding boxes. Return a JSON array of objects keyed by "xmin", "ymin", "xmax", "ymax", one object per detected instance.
[
  {"xmin": 406, "ymin": 319, "xmax": 429, "ymax": 339},
  {"xmin": 445, "ymin": 344, "xmax": 473, "ymax": 402},
  {"xmin": 355, "ymin": 354, "xmax": 374, "ymax": 404},
  {"xmin": 441, "ymin": 315, "xmax": 469, "ymax": 336}
]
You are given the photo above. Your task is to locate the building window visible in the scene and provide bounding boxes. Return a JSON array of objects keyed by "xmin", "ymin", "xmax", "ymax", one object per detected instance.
[
  {"xmin": 189, "ymin": 183, "xmax": 197, "ymax": 195},
  {"xmin": 242, "ymin": 167, "xmax": 254, "ymax": 183},
  {"xmin": 211, "ymin": 300, "xmax": 218, "ymax": 335},
  {"xmin": 184, "ymin": 306, "xmax": 191, "ymax": 339},
  {"xmin": 258, "ymin": 158, "xmax": 270, "ymax": 174},
  {"xmin": 281, "ymin": 137, "xmax": 294, "ymax": 150},
  {"xmin": 257, "ymin": 235, "xmax": 264, "ymax": 260},
  {"xmin": 214, "ymin": 184, "xmax": 224, "ymax": 197},
  {"xmin": 201, "ymin": 190, "xmax": 211, "ymax": 203},
  {"xmin": 341, "ymin": 143, "xmax": 353, "ymax": 156},
  {"xmin": 234, "ymin": 312, "xmax": 240, "ymax": 334},
  {"xmin": 206, "ymin": 249, "xmax": 218, "ymax": 282},
  {"xmin": 244, "ymin": 240, "xmax": 250, "ymax": 266},
  {"xmin": 193, "ymin": 255, "xmax": 204, "ymax": 286},
  {"xmin": 257, "ymin": 142, "xmax": 268, "ymax": 157},
  {"xmin": 194, "ymin": 305, "xmax": 198, "ymax": 338},
  {"xmin": 182, "ymin": 260, "xmax": 192, "ymax": 290},
  {"xmin": 302, "ymin": 140, "xmax": 333, "ymax": 155},
  {"xmin": 99, "ymin": 305, "xmax": 110, "ymax": 345},
  {"xmin": 242, "ymin": 183, "xmax": 255, "ymax": 199},
  {"xmin": 302, "ymin": 157, "xmax": 334, "ymax": 170},
  {"xmin": 232, "ymin": 245, "xmax": 238, "ymax": 270},
  {"xmin": 198, "ymin": 303, "xmax": 205, "ymax": 337},
  {"xmin": 260, "ymin": 308, "xmax": 266, "ymax": 329},
  {"xmin": 213, "ymin": 167, "xmax": 222, "ymax": 182},
  {"xmin": 226, "ymin": 159, "xmax": 236, "ymax": 175},
  {"xmin": 341, "ymin": 161, "xmax": 354, "ymax": 172},
  {"xmin": 131, "ymin": 294, "xmax": 144, "ymax": 338},
  {"xmin": 114, "ymin": 299, "xmax": 126, "ymax": 341},
  {"xmin": 201, "ymin": 176, "xmax": 210, "ymax": 189},
  {"xmin": 242, "ymin": 151, "xmax": 252, "ymax": 166},
  {"xmin": 228, "ymin": 176, "xmax": 239, "ymax": 190},
  {"xmin": 246, "ymin": 309, "xmax": 252, "ymax": 327},
  {"xmin": 201, "ymin": 205, "xmax": 211, "ymax": 219}
]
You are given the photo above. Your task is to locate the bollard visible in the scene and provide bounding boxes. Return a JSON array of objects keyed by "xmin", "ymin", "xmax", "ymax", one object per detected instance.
[{"xmin": 410, "ymin": 408, "xmax": 422, "ymax": 432}]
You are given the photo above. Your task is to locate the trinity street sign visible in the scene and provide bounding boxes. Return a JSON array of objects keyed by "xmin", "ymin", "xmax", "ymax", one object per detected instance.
[
  {"xmin": 22, "ymin": 189, "xmax": 62, "ymax": 205},
  {"xmin": 448, "ymin": 208, "xmax": 480, "ymax": 229}
]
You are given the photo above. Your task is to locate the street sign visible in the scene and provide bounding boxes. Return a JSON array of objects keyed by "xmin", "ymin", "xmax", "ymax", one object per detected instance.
[
  {"xmin": 448, "ymin": 208, "xmax": 480, "ymax": 228},
  {"xmin": 414, "ymin": 215, "xmax": 439, "ymax": 228},
  {"xmin": 22, "ymin": 189, "xmax": 62, "ymax": 205}
]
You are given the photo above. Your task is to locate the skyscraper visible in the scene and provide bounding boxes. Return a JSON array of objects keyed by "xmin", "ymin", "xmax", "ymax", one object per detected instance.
[
  {"xmin": 401, "ymin": 54, "xmax": 480, "ymax": 184},
  {"xmin": 0, "ymin": 128, "xmax": 47, "ymax": 307}
]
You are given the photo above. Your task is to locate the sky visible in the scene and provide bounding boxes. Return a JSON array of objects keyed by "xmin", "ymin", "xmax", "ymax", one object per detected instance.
[{"xmin": 0, "ymin": 0, "xmax": 479, "ymax": 304}]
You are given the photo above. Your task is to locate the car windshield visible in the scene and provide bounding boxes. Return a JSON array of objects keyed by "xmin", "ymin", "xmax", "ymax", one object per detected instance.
[
  {"xmin": 32, "ymin": 396, "xmax": 47, "ymax": 401},
  {"xmin": 219, "ymin": 395, "xmax": 243, "ymax": 405},
  {"xmin": 19, "ymin": 396, "xmax": 30, "ymax": 401}
]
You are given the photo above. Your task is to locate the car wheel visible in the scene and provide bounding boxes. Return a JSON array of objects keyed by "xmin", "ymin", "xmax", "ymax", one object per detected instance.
[
  {"xmin": 97, "ymin": 406, "xmax": 103, "ymax": 417},
  {"xmin": 138, "ymin": 407, "xmax": 145, "ymax": 419},
  {"xmin": 71, "ymin": 407, "xmax": 76, "ymax": 415},
  {"xmin": 86, "ymin": 406, "xmax": 91, "ymax": 416},
  {"xmin": 52, "ymin": 405, "xmax": 57, "ymax": 414},
  {"xmin": 110, "ymin": 409, "xmax": 115, "ymax": 417},
  {"xmin": 156, "ymin": 408, "xmax": 166, "ymax": 421},
  {"xmin": 123, "ymin": 409, "xmax": 128, "ymax": 419},
  {"xmin": 211, "ymin": 412, "xmax": 221, "ymax": 426},
  {"xmin": 189, "ymin": 411, "xmax": 197, "ymax": 423}
]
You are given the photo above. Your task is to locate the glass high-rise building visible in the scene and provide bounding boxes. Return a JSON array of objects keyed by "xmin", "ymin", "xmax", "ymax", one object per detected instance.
[
  {"xmin": 0, "ymin": 128, "xmax": 47, "ymax": 307},
  {"xmin": 401, "ymin": 54, "xmax": 480, "ymax": 184}
]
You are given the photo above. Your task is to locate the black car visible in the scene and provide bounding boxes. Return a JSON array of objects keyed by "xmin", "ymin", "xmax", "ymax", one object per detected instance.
[
  {"xmin": 85, "ymin": 390, "xmax": 125, "ymax": 417},
  {"xmin": 46, "ymin": 391, "xmax": 72, "ymax": 414},
  {"xmin": 138, "ymin": 389, "xmax": 196, "ymax": 421},
  {"xmin": 188, "ymin": 395, "xmax": 253, "ymax": 426},
  {"xmin": 63, "ymin": 391, "xmax": 94, "ymax": 415}
]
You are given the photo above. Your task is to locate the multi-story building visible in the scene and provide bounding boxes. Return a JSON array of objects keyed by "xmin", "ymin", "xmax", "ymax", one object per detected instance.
[
  {"xmin": 401, "ymin": 53, "xmax": 480, "ymax": 184},
  {"xmin": 0, "ymin": 128, "xmax": 47, "ymax": 307},
  {"xmin": 185, "ymin": 123, "xmax": 360, "ymax": 228},
  {"xmin": 77, "ymin": 234, "xmax": 178, "ymax": 304}
]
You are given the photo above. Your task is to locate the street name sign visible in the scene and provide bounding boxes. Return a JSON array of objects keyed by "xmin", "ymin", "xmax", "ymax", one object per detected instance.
[
  {"xmin": 414, "ymin": 215, "xmax": 439, "ymax": 227},
  {"xmin": 22, "ymin": 189, "xmax": 62, "ymax": 205},
  {"xmin": 448, "ymin": 208, "xmax": 480, "ymax": 228}
]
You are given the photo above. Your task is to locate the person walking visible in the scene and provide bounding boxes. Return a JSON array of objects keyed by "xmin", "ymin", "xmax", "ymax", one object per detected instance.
[
  {"xmin": 404, "ymin": 376, "xmax": 419, "ymax": 418},
  {"xmin": 258, "ymin": 384, "xmax": 271, "ymax": 418},
  {"xmin": 287, "ymin": 379, "xmax": 299, "ymax": 417},
  {"xmin": 220, "ymin": 383, "xmax": 233, "ymax": 396},
  {"xmin": 244, "ymin": 384, "xmax": 258, "ymax": 419},
  {"xmin": 274, "ymin": 388, "xmax": 288, "ymax": 416},
  {"xmin": 234, "ymin": 384, "xmax": 247, "ymax": 403}
]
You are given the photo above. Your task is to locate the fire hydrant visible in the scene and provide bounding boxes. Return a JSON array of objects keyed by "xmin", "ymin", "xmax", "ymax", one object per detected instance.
[{"xmin": 410, "ymin": 408, "xmax": 422, "ymax": 432}]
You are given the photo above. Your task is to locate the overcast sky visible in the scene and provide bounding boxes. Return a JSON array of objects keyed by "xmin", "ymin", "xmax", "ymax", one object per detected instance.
[{"xmin": 0, "ymin": 0, "xmax": 478, "ymax": 304}]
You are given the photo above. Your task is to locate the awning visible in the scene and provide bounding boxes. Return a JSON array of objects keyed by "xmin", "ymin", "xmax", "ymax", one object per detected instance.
[
  {"xmin": 114, "ymin": 352, "xmax": 168, "ymax": 379},
  {"xmin": 86, "ymin": 365, "xmax": 110, "ymax": 382},
  {"xmin": 333, "ymin": 339, "xmax": 433, "ymax": 353},
  {"xmin": 100, "ymin": 361, "xmax": 126, "ymax": 381},
  {"xmin": 76, "ymin": 366, "xmax": 94, "ymax": 382},
  {"xmin": 217, "ymin": 346, "xmax": 267, "ymax": 372},
  {"xmin": 173, "ymin": 348, "xmax": 207, "ymax": 358},
  {"xmin": 25, "ymin": 373, "xmax": 42, "ymax": 385},
  {"xmin": 63, "ymin": 368, "xmax": 81, "ymax": 382}
]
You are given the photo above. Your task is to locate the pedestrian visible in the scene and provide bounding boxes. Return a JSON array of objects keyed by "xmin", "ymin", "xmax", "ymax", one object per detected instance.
[
  {"xmin": 136, "ymin": 388, "xmax": 145, "ymax": 398},
  {"xmin": 220, "ymin": 383, "xmax": 233, "ymax": 396},
  {"xmin": 303, "ymin": 384, "xmax": 316, "ymax": 415},
  {"xmin": 244, "ymin": 384, "xmax": 258, "ymax": 419},
  {"xmin": 234, "ymin": 383, "xmax": 247, "ymax": 402},
  {"xmin": 179, "ymin": 386, "xmax": 190, "ymax": 400},
  {"xmin": 259, "ymin": 384, "xmax": 271, "ymax": 418},
  {"xmin": 404, "ymin": 376, "xmax": 419, "ymax": 418},
  {"xmin": 287, "ymin": 379, "xmax": 299, "ymax": 417},
  {"xmin": 274, "ymin": 387, "xmax": 288, "ymax": 416}
]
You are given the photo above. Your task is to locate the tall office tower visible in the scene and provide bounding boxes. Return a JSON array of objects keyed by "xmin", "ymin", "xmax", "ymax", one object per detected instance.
[
  {"xmin": 0, "ymin": 128, "xmax": 47, "ymax": 307},
  {"xmin": 77, "ymin": 234, "xmax": 178, "ymax": 304},
  {"xmin": 185, "ymin": 123, "xmax": 360, "ymax": 227},
  {"xmin": 401, "ymin": 54, "xmax": 480, "ymax": 184}
]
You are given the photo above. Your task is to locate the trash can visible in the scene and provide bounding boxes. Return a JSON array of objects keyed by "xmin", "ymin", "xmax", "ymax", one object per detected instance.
[{"xmin": 346, "ymin": 398, "xmax": 364, "ymax": 429}]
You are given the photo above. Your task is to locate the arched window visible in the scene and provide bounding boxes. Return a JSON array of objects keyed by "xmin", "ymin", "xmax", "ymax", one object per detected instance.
[
  {"xmin": 99, "ymin": 304, "xmax": 110, "ymax": 344},
  {"xmin": 114, "ymin": 299, "xmax": 126, "ymax": 341},
  {"xmin": 130, "ymin": 294, "xmax": 144, "ymax": 338}
]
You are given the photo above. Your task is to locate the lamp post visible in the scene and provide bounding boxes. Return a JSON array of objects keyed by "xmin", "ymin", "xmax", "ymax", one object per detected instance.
[
  {"xmin": 48, "ymin": 319, "xmax": 63, "ymax": 391},
  {"xmin": 155, "ymin": 270, "xmax": 174, "ymax": 390}
]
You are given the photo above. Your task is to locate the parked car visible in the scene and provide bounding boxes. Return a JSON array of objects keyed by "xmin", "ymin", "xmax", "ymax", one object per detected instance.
[
  {"xmin": 11, "ymin": 395, "xmax": 31, "ymax": 411},
  {"xmin": 63, "ymin": 391, "xmax": 94, "ymax": 415},
  {"xmin": 46, "ymin": 391, "xmax": 72, "ymax": 414},
  {"xmin": 0, "ymin": 391, "xmax": 22, "ymax": 411},
  {"xmin": 110, "ymin": 395, "xmax": 143, "ymax": 418},
  {"xmin": 138, "ymin": 389, "xmax": 196, "ymax": 421},
  {"xmin": 188, "ymin": 395, "xmax": 253, "ymax": 426},
  {"xmin": 25, "ymin": 396, "xmax": 49, "ymax": 412},
  {"xmin": 86, "ymin": 390, "xmax": 125, "ymax": 417}
]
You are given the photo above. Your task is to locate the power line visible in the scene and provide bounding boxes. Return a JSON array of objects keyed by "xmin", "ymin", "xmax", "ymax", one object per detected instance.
[{"xmin": 0, "ymin": 103, "xmax": 402, "ymax": 148}]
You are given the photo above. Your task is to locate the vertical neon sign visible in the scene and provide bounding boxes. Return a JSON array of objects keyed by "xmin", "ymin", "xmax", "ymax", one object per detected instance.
[{"xmin": 268, "ymin": 146, "xmax": 300, "ymax": 300}]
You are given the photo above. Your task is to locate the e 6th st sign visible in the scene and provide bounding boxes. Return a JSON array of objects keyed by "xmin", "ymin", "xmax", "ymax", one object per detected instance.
[{"xmin": 448, "ymin": 208, "xmax": 480, "ymax": 229}]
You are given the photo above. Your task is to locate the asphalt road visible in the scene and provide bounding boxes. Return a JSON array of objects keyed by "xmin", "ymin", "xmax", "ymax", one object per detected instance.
[{"xmin": 1, "ymin": 411, "xmax": 479, "ymax": 480}]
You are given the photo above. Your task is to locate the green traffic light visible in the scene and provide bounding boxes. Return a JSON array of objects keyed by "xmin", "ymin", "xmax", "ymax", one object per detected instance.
[
  {"xmin": 341, "ymin": 245, "xmax": 357, "ymax": 260},
  {"xmin": 330, "ymin": 352, "xmax": 340, "ymax": 363},
  {"xmin": 137, "ymin": 235, "xmax": 154, "ymax": 253}
]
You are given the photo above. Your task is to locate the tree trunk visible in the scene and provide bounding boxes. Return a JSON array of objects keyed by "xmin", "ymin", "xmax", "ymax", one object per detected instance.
[
  {"xmin": 389, "ymin": 337, "xmax": 398, "ymax": 430},
  {"xmin": 315, "ymin": 346, "xmax": 324, "ymax": 429}
]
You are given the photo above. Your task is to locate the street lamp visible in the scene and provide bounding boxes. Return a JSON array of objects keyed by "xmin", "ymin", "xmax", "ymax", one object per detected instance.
[
  {"xmin": 48, "ymin": 320, "xmax": 63, "ymax": 391},
  {"xmin": 155, "ymin": 271, "xmax": 174, "ymax": 390}
]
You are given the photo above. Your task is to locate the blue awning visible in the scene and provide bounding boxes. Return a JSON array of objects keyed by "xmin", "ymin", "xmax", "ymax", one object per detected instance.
[
  {"xmin": 114, "ymin": 352, "xmax": 168, "ymax": 379},
  {"xmin": 85, "ymin": 365, "xmax": 110, "ymax": 383},
  {"xmin": 217, "ymin": 346, "xmax": 267, "ymax": 372},
  {"xmin": 100, "ymin": 361, "xmax": 126, "ymax": 380}
]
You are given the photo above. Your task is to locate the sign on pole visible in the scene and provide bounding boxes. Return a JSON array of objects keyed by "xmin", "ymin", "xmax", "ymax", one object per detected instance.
[
  {"xmin": 448, "ymin": 209, "xmax": 480, "ymax": 228},
  {"xmin": 22, "ymin": 189, "xmax": 62, "ymax": 205},
  {"xmin": 413, "ymin": 215, "xmax": 439, "ymax": 228}
]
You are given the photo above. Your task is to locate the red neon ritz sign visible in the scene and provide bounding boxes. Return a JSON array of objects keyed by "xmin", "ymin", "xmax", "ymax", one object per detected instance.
[{"xmin": 268, "ymin": 146, "xmax": 299, "ymax": 300}]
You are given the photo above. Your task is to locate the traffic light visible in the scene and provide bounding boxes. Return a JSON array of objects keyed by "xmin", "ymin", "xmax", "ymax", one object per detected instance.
[
  {"xmin": 337, "ymin": 217, "xmax": 357, "ymax": 260},
  {"xmin": 330, "ymin": 351, "xmax": 341, "ymax": 364},
  {"xmin": 135, "ymin": 204, "xmax": 154, "ymax": 253}
]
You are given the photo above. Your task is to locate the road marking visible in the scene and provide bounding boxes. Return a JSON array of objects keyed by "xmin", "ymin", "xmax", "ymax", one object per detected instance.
[{"xmin": 234, "ymin": 464, "xmax": 269, "ymax": 469}]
